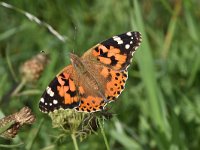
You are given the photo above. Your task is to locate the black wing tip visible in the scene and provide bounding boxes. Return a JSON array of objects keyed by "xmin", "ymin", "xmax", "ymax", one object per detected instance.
[{"xmin": 127, "ymin": 31, "xmax": 142, "ymax": 42}]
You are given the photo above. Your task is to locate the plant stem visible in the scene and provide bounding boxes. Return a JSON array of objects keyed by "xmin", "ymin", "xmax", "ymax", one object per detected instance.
[
  {"xmin": 11, "ymin": 78, "xmax": 27, "ymax": 97},
  {"xmin": 71, "ymin": 133, "xmax": 79, "ymax": 150},
  {"xmin": 98, "ymin": 118, "xmax": 110, "ymax": 150},
  {"xmin": 0, "ymin": 143, "xmax": 24, "ymax": 148},
  {"xmin": 14, "ymin": 89, "xmax": 41, "ymax": 97}
]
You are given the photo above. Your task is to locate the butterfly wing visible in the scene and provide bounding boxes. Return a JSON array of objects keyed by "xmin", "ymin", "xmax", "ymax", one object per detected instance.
[
  {"xmin": 75, "ymin": 90, "xmax": 106, "ymax": 112},
  {"xmin": 82, "ymin": 31, "xmax": 142, "ymax": 71},
  {"xmin": 74, "ymin": 72, "xmax": 107, "ymax": 112},
  {"xmin": 99, "ymin": 66, "xmax": 128, "ymax": 101},
  {"xmin": 80, "ymin": 31, "xmax": 142, "ymax": 103},
  {"xmin": 39, "ymin": 65, "xmax": 80, "ymax": 113}
]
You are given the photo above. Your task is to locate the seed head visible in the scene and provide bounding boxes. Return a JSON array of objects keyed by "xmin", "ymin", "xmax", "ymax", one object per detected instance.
[
  {"xmin": 0, "ymin": 106, "xmax": 36, "ymax": 139},
  {"xmin": 20, "ymin": 52, "xmax": 49, "ymax": 82}
]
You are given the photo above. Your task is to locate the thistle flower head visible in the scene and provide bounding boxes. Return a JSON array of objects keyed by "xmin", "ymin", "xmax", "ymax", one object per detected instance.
[
  {"xmin": 20, "ymin": 52, "xmax": 49, "ymax": 82},
  {"xmin": 0, "ymin": 106, "xmax": 36, "ymax": 139}
]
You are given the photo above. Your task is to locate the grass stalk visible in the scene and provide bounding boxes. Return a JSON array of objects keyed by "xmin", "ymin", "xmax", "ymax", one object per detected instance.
[
  {"xmin": 11, "ymin": 78, "xmax": 27, "ymax": 97},
  {"xmin": 98, "ymin": 118, "xmax": 110, "ymax": 150},
  {"xmin": 0, "ymin": 120, "xmax": 15, "ymax": 134}
]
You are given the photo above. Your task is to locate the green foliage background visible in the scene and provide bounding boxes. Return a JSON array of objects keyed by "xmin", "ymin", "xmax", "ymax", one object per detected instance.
[{"xmin": 0, "ymin": 0, "xmax": 200, "ymax": 149}]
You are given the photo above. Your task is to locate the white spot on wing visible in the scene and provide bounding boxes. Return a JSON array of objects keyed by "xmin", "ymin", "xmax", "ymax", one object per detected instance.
[
  {"xmin": 113, "ymin": 36, "xmax": 123, "ymax": 44},
  {"xmin": 126, "ymin": 32, "xmax": 132, "ymax": 36},
  {"xmin": 40, "ymin": 98, "xmax": 44, "ymax": 103},
  {"xmin": 46, "ymin": 86, "xmax": 54, "ymax": 97},
  {"xmin": 131, "ymin": 51, "xmax": 135, "ymax": 56},
  {"xmin": 46, "ymin": 87, "xmax": 50, "ymax": 94},
  {"xmin": 53, "ymin": 99, "xmax": 58, "ymax": 104},
  {"xmin": 125, "ymin": 44, "xmax": 130, "ymax": 49},
  {"xmin": 117, "ymin": 40, "xmax": 123, "ymax": 44},
  {"xmin": 125, "ymin": 65, "xmax": 130, "ymax": 70},
  {"xmin": 50, "ymin": 91, "xmax": 54, "ymax": 97},
  {"xmin": 113, "ymin": 36, "xmax": 120, "ymax": 41},
  {"xmin": 113, "ymin": 36, "xmax": 118, "ymax": 38}
]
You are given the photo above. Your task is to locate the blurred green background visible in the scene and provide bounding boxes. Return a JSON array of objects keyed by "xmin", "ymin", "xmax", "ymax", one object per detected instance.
[{"xmin": 0, "ymin": 0, "xmax": 200, "ymax": 149}]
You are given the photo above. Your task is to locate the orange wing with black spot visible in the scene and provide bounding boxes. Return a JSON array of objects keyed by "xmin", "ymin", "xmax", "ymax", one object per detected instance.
[
  {"xmin": 39, "ymin": 65, "xmax": 80, "ymax": 113},
  {"xmin": 76, "ymin": 80, "xmax": 106, "ymax": 112},
  {"xmin": 76, "ymin": 94, "xmax": 106, "ymax": 112},
  {"xmin": 87, "ymin": 31, "xmax": 142, "ymax": 71},
  {"xmin": 99, "ymin": 65, "xmax": 128, "ymax": 102}
]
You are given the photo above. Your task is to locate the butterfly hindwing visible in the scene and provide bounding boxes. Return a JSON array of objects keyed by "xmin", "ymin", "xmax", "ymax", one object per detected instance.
[
  {"xmin": 98, "ymin": 65, "xmax": 128, "ymax": 101},
  {"xmin": 104, "ymin": 69, "xmax": 128, "ymax": 101},
  {"xmin": 76, "ymin": 94, "xmax": 106, "ymax": 112},
  {"xmin": 75, "ymin": 78, "xmax": 106, "ymax": 112},
  {"xmin": 39, "ymin": 65, "xmax": 80, "ymax": 113}
]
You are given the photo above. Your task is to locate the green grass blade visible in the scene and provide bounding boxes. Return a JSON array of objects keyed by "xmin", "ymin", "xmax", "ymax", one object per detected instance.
[{"xmin": 131, "ymin": 0, "xmax": 169, "ymax": 135}]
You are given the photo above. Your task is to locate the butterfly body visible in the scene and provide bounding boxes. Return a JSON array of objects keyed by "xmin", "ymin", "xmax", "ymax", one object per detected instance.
[
  {"xmin": 70, "ymin": 53, "xmax": 105, "ymax": 98},
  {"xmin": 39, "ymin": 31, "xmax": 142, "ymax": 113}
]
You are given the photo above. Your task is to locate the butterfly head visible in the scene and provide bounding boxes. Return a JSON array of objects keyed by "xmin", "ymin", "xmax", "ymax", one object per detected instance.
[{"xmin": 70, "ymin": 53, "xmax": 86, "ymax": 74}]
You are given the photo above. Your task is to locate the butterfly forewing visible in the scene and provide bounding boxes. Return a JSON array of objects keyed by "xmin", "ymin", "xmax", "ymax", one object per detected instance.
[
  {"xmin": 89, "ymin": 31, "xmax": 142, "ymax": 71},
  {"xmin": 39, "ymin": 65, "xmax": 80, "ymax": 113}
]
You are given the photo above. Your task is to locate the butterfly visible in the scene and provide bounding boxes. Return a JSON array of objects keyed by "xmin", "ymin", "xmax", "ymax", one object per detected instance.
[{"xmin": 39, "ymin": 31, "xmax": 142, "ymax": 113}]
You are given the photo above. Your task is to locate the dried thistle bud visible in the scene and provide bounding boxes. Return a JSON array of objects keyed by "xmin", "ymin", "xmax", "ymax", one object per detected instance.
[
  {"xmin": 14, "ymin": 106, "xmax": 36, "ymax": 125},
  {"xmin": 0, "ymin": 122, "xmax": 20, "ymax": 139},
  {"xmin": 20, "ymin": 52, "xmax": 49, "ymax": 82},
  {"xmin": 0, "ymin": 106, "xmax": 36, "ymax": 139},
  {"xmin": 49, "ymin": 109, "xmax": 112, "ymax": 141}
]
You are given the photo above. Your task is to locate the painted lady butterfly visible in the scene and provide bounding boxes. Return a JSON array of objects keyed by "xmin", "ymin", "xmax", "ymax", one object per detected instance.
[{"xmin": 39, "ymin": 31, "xmax": 142, "ymax": 113}]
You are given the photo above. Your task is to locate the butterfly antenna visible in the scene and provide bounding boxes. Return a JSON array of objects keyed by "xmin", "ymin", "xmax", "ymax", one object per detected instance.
[{"xmin": 72, "ymin": 25, "xmax": 78, "ymax": 54}]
